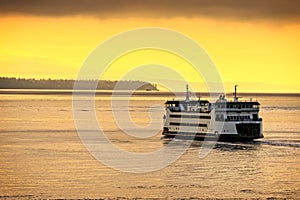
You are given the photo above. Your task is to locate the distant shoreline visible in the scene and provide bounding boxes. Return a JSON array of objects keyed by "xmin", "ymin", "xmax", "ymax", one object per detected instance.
[
  {"xmin": 0, "ymin": 77, "xmax": 158, "ymax": 91},
  {"xmin": 1, "ymin": 89, "xmax": 299, "ymax": 97}
]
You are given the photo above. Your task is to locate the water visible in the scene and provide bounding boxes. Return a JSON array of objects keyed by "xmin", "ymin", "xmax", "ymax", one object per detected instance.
[{"xmin": 0, "ymin": 92, "xmax": 299, "ymax": 199}]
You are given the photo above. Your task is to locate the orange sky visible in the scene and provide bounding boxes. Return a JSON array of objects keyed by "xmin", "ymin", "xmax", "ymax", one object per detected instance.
[{"xmin": 0, "ymin": 12, "xmax": 300, "ymax": 92}]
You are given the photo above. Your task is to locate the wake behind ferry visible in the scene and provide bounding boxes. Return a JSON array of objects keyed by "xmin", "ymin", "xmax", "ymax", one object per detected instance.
[{"xmin": 162, "ymin": 85, "xmax": 263, "ymax": 141}]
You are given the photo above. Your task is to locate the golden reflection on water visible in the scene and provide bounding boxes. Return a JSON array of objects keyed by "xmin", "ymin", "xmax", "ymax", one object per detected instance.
[{"xmin": 0, "ymin": 94, "xmax": 299, "ymax": 198}]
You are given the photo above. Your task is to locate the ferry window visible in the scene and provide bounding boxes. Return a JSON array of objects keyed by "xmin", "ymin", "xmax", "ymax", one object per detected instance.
[{"xmin": 253, "ymin": 114, "xmax": 258, "ymax": 120}]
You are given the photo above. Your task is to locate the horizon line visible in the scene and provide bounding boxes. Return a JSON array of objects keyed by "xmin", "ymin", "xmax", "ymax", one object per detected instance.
[
  {"xmin": 0, "ymin": 89, "xmax": 299, "ymax": 96},
  {"xmin": 1, "ymin": 76, "xmax": 299, "ymax": 94}
]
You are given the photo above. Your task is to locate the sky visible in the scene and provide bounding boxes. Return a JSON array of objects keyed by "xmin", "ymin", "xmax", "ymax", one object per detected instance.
[{"xmin": 0, "ymin": 0, "xmax": 300, "ymax": 93}]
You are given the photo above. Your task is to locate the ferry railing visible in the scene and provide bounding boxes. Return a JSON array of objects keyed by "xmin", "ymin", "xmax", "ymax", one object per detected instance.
[
  {"xmin": 215, "ymin": 107, "xmax": 259, "ymax": 112},
  {"xmin": 223, "ymin": 118, "xmax": 262, "ymax": 122}
]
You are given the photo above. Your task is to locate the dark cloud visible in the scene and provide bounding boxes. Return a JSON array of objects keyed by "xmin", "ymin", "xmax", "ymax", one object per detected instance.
[{"xmin": 0, "ymin": 0, "xmax": 300, "ymax": 22}]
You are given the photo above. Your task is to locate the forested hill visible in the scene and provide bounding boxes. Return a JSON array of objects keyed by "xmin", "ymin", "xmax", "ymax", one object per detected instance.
[{"xmin": 0, "ymin": 77, "xmax": 158, "ymax": 91}]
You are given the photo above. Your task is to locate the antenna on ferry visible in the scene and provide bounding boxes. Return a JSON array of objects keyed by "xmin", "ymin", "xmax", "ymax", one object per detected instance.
[
  {"xmin": 186, "ymin": 84, "xmax": 190, "ymax": 102},
  {"xmin": 234, "ymin": 85, "xmax": 238, "ymax": 102}
]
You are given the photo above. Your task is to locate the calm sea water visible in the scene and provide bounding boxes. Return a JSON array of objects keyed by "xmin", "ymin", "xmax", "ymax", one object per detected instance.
[{"xmin": 0, "ymin": 92, "xmax": 299, "ymax": 199}]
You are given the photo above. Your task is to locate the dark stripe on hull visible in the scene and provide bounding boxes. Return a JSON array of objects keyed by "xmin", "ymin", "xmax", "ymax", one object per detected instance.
[{"xmin": 162, "ymin": 130, "xmax": 263, "ymax": 142}]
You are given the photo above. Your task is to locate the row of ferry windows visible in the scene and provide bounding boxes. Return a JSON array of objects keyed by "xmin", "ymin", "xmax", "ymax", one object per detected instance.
[
  {"xmin": 227, "ymin": 115, "xmax": 251, "ymax": 121},
  {"xmin": 170, "ymin": 114, "xmax": 211, "ymax": 119},
  {"xmin": 215, "ymin": 114, "xmax": 251, "ymax": 121},
  {"xmin": 215, "ymin": 104, "xmax": 259, "ymax": 109}
]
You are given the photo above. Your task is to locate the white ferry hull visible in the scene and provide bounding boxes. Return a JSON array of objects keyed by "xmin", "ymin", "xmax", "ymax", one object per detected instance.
[{"xmin": 162, "ymin": 121, "xmax": 263, "ymax": 141}]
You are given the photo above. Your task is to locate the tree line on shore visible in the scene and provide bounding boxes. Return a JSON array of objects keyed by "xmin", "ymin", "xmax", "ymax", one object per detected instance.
[{"xmin": 0, "ymin": 77, "xmax": 158, "ymax": 91}]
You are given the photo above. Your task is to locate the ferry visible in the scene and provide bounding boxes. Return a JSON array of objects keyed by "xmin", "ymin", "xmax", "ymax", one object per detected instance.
[{"xmin": 162, "ymin": 85, "xmax": 263, "ymax": 141}]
